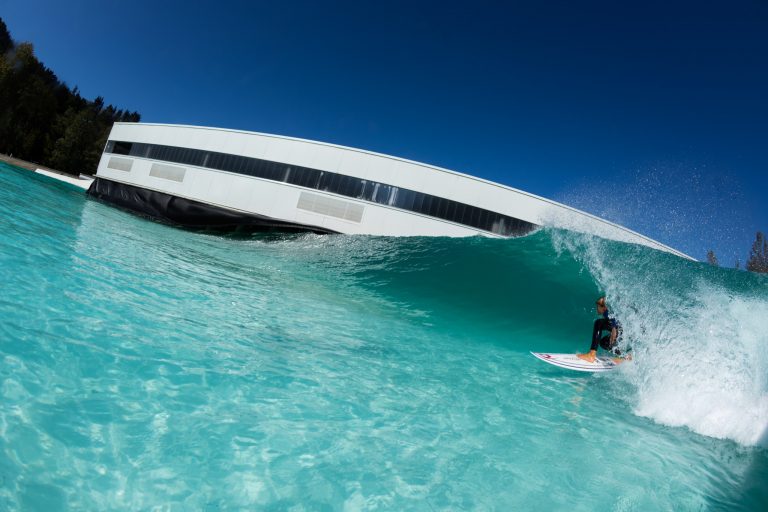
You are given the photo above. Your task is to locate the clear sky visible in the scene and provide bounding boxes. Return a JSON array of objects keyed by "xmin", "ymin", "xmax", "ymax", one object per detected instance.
[{"xmin": 2, "ymin": 0, "xmax": 766, "ymax": 263}]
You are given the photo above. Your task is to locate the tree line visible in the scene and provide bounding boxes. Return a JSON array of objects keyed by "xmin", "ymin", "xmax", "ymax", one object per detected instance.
[
  {"xmin": 707, "ymin": 231, "xmax": 768, "ymax": 273},
  {"xmin": 0, "ymin": 17, "xmax": 140, "ymax": 175}
]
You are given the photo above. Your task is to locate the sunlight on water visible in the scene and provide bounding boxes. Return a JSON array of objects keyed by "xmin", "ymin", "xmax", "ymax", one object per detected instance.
[{"xmin": 1, "ymin": 163, "xmax": 766, "ymax": 510}]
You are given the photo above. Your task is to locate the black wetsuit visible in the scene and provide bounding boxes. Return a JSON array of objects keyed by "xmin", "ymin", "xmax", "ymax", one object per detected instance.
[{"xmin": 590, "ymin": 310, "xmax": 623, "ymax": 354}]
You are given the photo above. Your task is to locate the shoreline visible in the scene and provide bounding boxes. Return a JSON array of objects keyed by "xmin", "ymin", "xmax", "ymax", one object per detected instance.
[
  {"xmin": 1, "ymin": 153, "xmax": 94, "ymax": 190},
  {"xmin": 0, "ymin": 153, "xmax": 77, "ymax": 177}
]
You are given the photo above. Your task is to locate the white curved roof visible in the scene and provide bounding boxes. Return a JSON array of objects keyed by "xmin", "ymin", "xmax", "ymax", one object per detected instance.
[{"xmin": 107, "ymin": 122, "xmax": 693, "ymax": 260}]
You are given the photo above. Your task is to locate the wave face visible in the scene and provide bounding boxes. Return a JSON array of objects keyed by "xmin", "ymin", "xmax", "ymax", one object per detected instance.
[
  {"xmin": 279, "ymin": 224, "xmax": 768, "ymax": 447},
  {"xmin": 1, "ymin": 162, "xmax": 767, "ymax": 510},
  {"xmin": 547, "ymin": 230, "xmax": 768, "ymax": 446}
]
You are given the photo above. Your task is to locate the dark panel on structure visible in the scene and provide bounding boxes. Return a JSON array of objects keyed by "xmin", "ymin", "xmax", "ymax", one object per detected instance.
[{"xmin": 86, "ymin": 177, "xmax": 335, "ymax": 234}]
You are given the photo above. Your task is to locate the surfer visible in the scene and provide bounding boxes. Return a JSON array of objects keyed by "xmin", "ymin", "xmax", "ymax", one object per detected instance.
[{"xmin": 577, "ymin": 296, "xmax": 625, "ymax": 363}]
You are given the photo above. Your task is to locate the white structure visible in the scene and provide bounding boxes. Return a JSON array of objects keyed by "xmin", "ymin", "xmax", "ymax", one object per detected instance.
[{"xmin": 89, "ymin": 123, "xmax": 690, "ymax": 259}]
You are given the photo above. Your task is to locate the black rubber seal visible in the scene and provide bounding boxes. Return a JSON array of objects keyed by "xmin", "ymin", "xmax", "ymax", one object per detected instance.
[{"xmin": 86, "ymin": 177, "xmax": 336, "ymax": 234}]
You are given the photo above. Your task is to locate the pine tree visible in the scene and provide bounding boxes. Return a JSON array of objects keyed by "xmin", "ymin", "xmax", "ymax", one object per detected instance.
[
  {"xmin": 745, "ymin": 232, "xmax": 768, "ymax": 273},
  {"xmin": 0, "ymin": 17, "xmax": 12, "ymax": 54},
  {"xmin": 48, "ymin": 107, "xmax": 101, "ymax": 174},
  {"xmin": 0, "ymin": 16, "xmax": 140, "ymax": 172}
]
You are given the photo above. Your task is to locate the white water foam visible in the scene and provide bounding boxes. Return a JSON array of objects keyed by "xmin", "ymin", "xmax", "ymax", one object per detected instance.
[
  {"xmin": 628, "ymin": 289, "xmax": 768, "ymax": 446},
  {"xmin": 550, "ymin": 229, "xmax": 768, "ymax": 447}
]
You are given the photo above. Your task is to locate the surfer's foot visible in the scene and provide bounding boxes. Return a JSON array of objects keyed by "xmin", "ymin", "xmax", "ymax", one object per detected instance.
[
  {"xmin": 612, "ymin": 353, "xmax": 633, "ymax": 364},
  {"xmin": 577, "ymin": 350, "xmax": 597, "ymax": 363}
]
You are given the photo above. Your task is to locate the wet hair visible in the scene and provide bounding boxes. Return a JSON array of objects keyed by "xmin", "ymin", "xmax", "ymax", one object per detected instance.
[{"xmin": 595, "ymin": 297, "xmax": 607, "ymax": 308}]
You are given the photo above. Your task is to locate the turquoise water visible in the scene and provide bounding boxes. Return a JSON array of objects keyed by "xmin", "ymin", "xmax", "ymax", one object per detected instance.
[{"xmin": 1, "ymin": 162, "xmax": 766, "ymax": 511}]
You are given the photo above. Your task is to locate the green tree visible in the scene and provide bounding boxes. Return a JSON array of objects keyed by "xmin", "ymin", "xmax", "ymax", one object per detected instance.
[
  {"xmin": 48, "ymin": 107, "xmax": 101, "ymax": 174},
  {"xmin": 0, "ymin": 16, "xmax": 140, "ymax": 173},
  {"xmin": 0, "ymin": 17, "xmax": 12, "ymax": 54},
  {"xmin": 0, "ymin": 42, "xmax": 58, "ymax": 161},
  {"xmin": 745, "ymin": 232, "xmax": 768, "ymax": 273}
]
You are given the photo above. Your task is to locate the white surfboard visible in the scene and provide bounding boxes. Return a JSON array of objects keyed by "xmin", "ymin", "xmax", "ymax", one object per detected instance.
[{"xmin": 530, "ymin": 352, "xmax": 621, "ymax": 372}]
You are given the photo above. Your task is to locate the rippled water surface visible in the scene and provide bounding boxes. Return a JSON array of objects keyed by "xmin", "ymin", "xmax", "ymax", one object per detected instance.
[{"xmin": 1, "ymin": 163, "xmax": 766, "ymax": 510}]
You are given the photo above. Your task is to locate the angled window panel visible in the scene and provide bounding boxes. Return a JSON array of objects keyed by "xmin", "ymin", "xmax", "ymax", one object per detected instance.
[
  {"xmin": 253, "ymin": 159, "xmax": 268, "ymax": 179},
  {"xmin": 112, "ymin": 141, "xmax": 133, "ymax": 155},
  {"xmin": 412, "ymin": 192, "xmax": 425, "ymax": 213},
  {"xmin": 241, "ymin": 157, "xmax": 256, "ymax": 177},
  {"xmin": 208, "ymin": 152, "xmax": 225, "ymax": 170},
  {"xmin": 444, "ymin": 200, "xmax": 457, "ymax": 222}
]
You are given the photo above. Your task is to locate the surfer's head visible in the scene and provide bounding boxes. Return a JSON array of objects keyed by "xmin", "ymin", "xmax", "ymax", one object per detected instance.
[{"xmin": 595, "ymin": 296, "xmax": 608, "ymax": 312}]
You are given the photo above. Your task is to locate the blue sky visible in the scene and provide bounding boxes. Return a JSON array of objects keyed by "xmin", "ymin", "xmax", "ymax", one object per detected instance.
[{"xmin": 2, "ymin": 0, "xmax": 766, "ymax": 263}]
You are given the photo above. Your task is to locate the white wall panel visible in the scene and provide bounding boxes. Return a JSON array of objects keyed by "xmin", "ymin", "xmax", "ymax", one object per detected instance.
[
  {"xmin": 310, "ymin": 144, "xmax": 345, "ymax": 173},
  {"xmin": 247, "ymin": 178, "xmax": 280, "ymax": 217},
  {"xmin": 262, "ymin": 137, "xmax": 303, "ymax": 166},
  {"xmin": 205, "ymin": 172, "xmax": 231, "ymax": 207},
  {"xmin": 336, "ymin": 151, "xmax": 369, "ymax": 178},
  {"xmin": 226, "ymin": 174, "xmax": 258, "ymax": 211}
]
